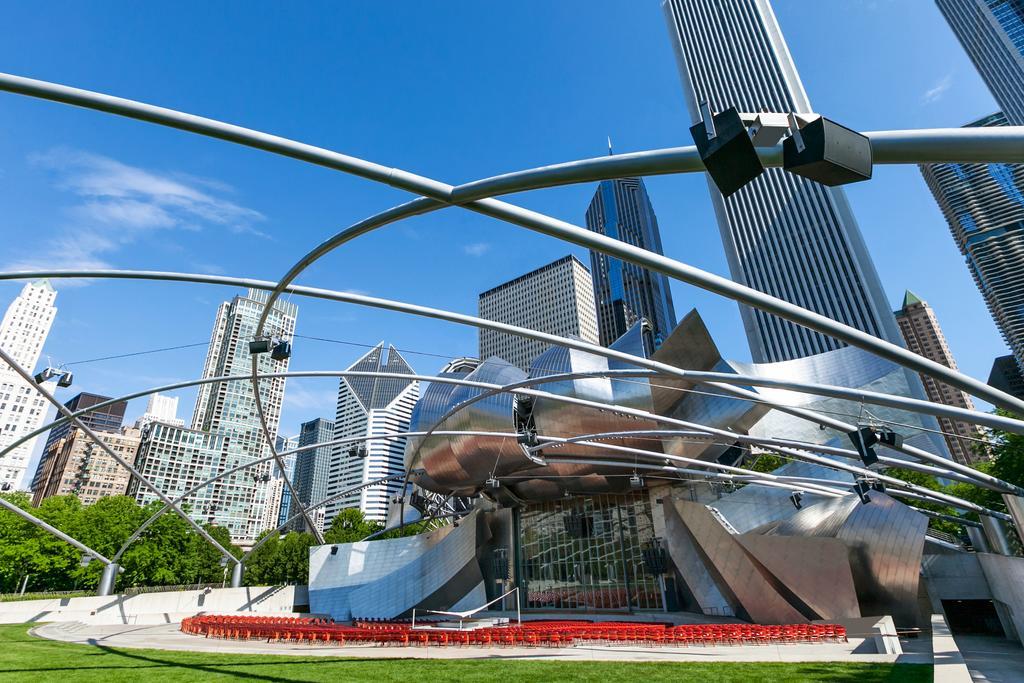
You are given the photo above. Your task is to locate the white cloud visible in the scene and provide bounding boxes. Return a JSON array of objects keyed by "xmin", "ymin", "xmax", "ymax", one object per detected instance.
[
  {"xmin": 3, "ymin": 149, "xmax": 267, "ymax": 281},
  {"xmin": 463, "ymin": 242, "xmax": 491, "ymax": 257},
  {"xmin": 282, "ymin": 379, "xmax": 337, "ymax": 412},
  {"xmin": 922, "ymin": 74, "xmax": 953, "ymax": 104}
]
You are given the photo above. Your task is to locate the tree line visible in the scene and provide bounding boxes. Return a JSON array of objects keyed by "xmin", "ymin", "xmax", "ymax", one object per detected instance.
[{"xmin": 0, "ymin": 493, "xmax": 426, "ymax": 594}]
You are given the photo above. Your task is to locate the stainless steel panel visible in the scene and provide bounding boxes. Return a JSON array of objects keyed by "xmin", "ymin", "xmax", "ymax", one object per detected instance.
[
  {"xmin": 667, "ymin": 500, "xmax": 806, "ymax": 624},
  {"xmin": 737, "ymin": 534, "xmax": 860, "ymax": 620}
]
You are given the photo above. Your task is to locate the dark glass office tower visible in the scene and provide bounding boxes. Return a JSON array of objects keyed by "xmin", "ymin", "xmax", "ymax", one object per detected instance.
[
  {"xmin": 289, "ymin": 417, "xmax": 335, "ymax": 533},
  {"xmin": 585, "ymin": 177, "xmax": 677, "ymax": 350},
  {"xmin": 662, "ymin": 0, "xmax": 904, "ymax": 363},
  {"xmin": 937, "ymin": 0, "xmax": 1024, "ymax": 125}
]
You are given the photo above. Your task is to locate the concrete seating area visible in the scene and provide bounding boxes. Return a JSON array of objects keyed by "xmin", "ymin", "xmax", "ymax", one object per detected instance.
[{"xmin": 181, "ymin": 614, "xmax": 847, "ymax": 648}]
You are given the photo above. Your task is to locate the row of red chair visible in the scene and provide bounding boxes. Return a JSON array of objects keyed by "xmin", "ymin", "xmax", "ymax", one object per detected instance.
[{"xmin": 181, "ymin": 614, "xmax": 846, "ymax": 648}]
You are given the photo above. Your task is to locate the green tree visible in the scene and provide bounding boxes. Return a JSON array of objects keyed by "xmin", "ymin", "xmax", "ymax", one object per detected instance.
[
  {"xmin": 883, "ymin": 468, "xmax": 962, "ymax": 535},
  {"xmin": 244, "ymin": 531, "xmax": 316, "ymax": 586},
  {"xmin": 744, "ymin": 452, "xmax": 787, "ymax": 474},
  {"xmin": 243, "ymin": 530, "xmax": 281, "ymax": 585},
  {"xmin": 323, "ymin": 508, "xmax": 381, "ymax": 544}
]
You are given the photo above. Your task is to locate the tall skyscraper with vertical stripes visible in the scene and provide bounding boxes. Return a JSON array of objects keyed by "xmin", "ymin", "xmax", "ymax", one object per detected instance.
[
  {"xmin": 936, "ymin": 0, "xmax": 1024, "ymax": 125},
  {"xmin": 661, "ymin": 0, "xmax": 904, "ymax": 364},
  {"xmin": 585, "ymin": 177, "xmax": 677, "ymax": 350}
]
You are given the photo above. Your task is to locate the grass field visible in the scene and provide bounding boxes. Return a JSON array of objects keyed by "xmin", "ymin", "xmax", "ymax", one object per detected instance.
[{"xmin": 0, "ymin": 623, "xmax": 932, "ymax": 682}]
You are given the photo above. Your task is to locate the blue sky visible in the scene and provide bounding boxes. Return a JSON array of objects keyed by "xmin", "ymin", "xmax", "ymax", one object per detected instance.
[{"xmin": 0, "ymin": 1, "xmax": 1006, "ymax": 470}]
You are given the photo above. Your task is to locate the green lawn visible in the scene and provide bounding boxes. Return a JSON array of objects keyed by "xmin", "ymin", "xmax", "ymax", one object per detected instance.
[{"xmin": 0, "ymin": 623, "xmax": 931, "ymax": 682}]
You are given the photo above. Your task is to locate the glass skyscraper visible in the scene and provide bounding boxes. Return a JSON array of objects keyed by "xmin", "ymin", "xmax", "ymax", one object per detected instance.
[
  {"xmin": 585, "ymin": 177, "xmax": 677, "ymax": 350},
  {"xmin": 921, "ymin": 112, "xmax": 1024, "ymax": 373},
  {"xmin": 132, "ymin": 289, "xmax": 298, "ymax": 544},
  {"xmin": 937, "ymin": 0, "xmax": 1024, "ymax": 125},
  {"xmin": 661, "ymin": 0, "xmax": 905, "ymax": 364},
  {"xmin": 934, "ymin": 2, "xmax": 1024, "ymax": 373},
  {"xmin": 289, "ymin": 417, "xmax": 335, "ymax": 533}
]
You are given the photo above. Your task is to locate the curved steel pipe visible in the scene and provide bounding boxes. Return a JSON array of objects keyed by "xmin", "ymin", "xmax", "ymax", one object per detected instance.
[
  {"xmin": 113, "ymin": 428, "xmax": 516, "ymax": 562},
  {"xmin": 532, "ymin": 428, "xmax": 992, "ymax": 490},
  {"xmin": 542, "ymin": 456, "xmax": 845, "ymax": 498},
  {"xmin": 2, "ymin": 268, "xmax": 1018, "ymax": 495},
  {"xmin": 361, "ymin": 512, "xmax": 463, "ymax": 543},
  {"xmin": 0, "ymin": 346, "xmax": 239, "ymax": 566},
  {"xmin": 244, "ymin": 474, "xmax": 407, "ymax": 559},
  {"xmin": 1, "ymin": 72, "xmax": 1021, "ymax": 413},
  {"xmin": 536, "ymin": 430, "xmax": 1007, "ymax": 520}
]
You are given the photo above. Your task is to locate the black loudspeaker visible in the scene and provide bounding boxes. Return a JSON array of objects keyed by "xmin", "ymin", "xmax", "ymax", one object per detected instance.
[
  {"xmin": 848, "ymin": 426, "xmax": 879, "ymax": 467},
  {"xmin": 877, "ymin": 428, "xmax": 903, "ymax": 449},
  {"xmin": 690, "ymin": 106, "xmax": 764, "ymax": 198},
  {"xmin": 783, "ymin": 116, "xmax": 872, "ymax": 186},
  {"xmin": 641, "ymin": 541, "xmax": 667, "ymax": 575},
  {"xmin": 852, "ymin": 480, "xmax": 872, "ymax": 505},
  {"xmin": 248, "ymin": 339, "xmax": 272, "ymax": 354},
  {"xmin": 271, "ymin": 340, "xmax": 292, "ymax": 361},
  {"xmin": 716, "ymin": 443, "xmax": 744, "ymax": 468}
]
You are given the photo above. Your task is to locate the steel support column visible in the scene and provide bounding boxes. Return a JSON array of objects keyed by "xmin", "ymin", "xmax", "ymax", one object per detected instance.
[
  {"xmin": 97, "ymin": 563, "xmax": 120, "ymax": 596},
  {"xmin": 981, "ymin": 515, "xmax": 1015, "ymax": 555},
  {"xmin": 1002, "ymin": 494, "xmax": 1024, "ymax": 547}
]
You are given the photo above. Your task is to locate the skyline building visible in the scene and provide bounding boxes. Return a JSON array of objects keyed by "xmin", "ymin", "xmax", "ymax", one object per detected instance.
[
  {"xmin": 662, "ymin": 0, "xmax": 905, "ymax": 363},
  {"xmin": 0, "ymin": 280, "xmax": 58, "ymax": 490},
  {"xmin": 585, "ymin": 176, "xmax": 677, "ymax": 350},
  {"xmin": 289, "ymin": 417, "xmax": 334, "ymax": 533},
  {"xmin": 919, "ymin": 112, "xmax": 1024, "ymax": 374},
  {"xmin": 131, "ymin": 422, "xmax": 264, "ymax": 542},
  {"xmin": 32, "ymin": 426, "xmax": 141, "ymax": 506},
  {"xmin": 325, "ymin": 344, "xmax": 418, "ymax": 525},
  {"xmin": 266, "ymin": 435, "xmax": 298, "ymax": 532},
  {"xmin": 989, "ymin": 354, "xmax": 1024, "ymax": 399},
  {"xmin": 478, "ymin": 255, "xmax": 600, "ymax": 371},
  {"xmin": 192, "ymin": 289, "xmax": 297, "ymax": 455},
  {"xmin": 133, "ymin": 289, "xmax": 298, "ymax": 544},
  {"xmin": 893, "ymin": 291, "xmax": 985, "ymax": 464},
  {"xmin": 31, "ymin": 391, "xmax": 127, "ymax": 497},
  {"xmin": 133, "ymin": 393, "xmax": 183, "ymax": 430},
  {"xmin": 936, "ymin": 0, "xmax": 1024, "ymax": 125}
]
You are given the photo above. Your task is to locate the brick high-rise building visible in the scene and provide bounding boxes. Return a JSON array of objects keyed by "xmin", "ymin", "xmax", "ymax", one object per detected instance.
[
  {"xmin": 32, "ymin": 426, "xmax": 142, "ymax": 505},
  {"xmin": 894, "ymin": 291, "xmax": 986, "ymax": 464}
]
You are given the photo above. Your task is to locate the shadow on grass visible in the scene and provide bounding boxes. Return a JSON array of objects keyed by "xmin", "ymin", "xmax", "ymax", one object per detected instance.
[{"xmin": 2, "ymin": 626, "xmax": 933, "ymax": 682}]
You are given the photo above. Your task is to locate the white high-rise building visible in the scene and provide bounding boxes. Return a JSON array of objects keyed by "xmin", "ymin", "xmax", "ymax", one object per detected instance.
[
  {"xmin": 133, "ymin": 392, "xmax": 183, "ymax": 430},
  {"xmin": 0, "ymin": 281, "xmax": 58, "ymax": 490},
  {"xmin": 478, "ymin": 255, "xmax": 600, "ymax": 371},
  {"xmin": 325, "ymin": 344, "xmax": 418, "ymax": 525}
]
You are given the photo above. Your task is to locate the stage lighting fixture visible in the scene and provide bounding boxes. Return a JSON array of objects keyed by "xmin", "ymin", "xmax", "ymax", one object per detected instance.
[
  {"xmin": 690, "ymin": 103, "xmax": 764, "ymax": 197},
  {"xmin": 852, "ymin": 480, "xmax": 872, "ymax": 505},
  {"xmin": 248, "ymin": 338, "xmax": 272, "ymax": 354},
  {"xmin": 783, "ymin": 115, "xmax": 872, "ymax": 186},
  {"xmin": 848, "ymin": 426, "xmax": 879, "ymax": 467}
]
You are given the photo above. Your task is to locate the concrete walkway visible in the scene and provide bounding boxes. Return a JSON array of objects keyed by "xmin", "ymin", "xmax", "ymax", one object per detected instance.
[
  {"xmin": 32, "ymin": 621, "xmax": 929, "ymax": 663},
  {"xmin": 954, "ymin": 635, "xmax": 1024, "ymax": 683}
]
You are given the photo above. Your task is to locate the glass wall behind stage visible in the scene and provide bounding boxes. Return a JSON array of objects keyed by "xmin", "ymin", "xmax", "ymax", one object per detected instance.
[{"xmin": 517, "ymin": 493, "xmax": 664, "ymax": 611}]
